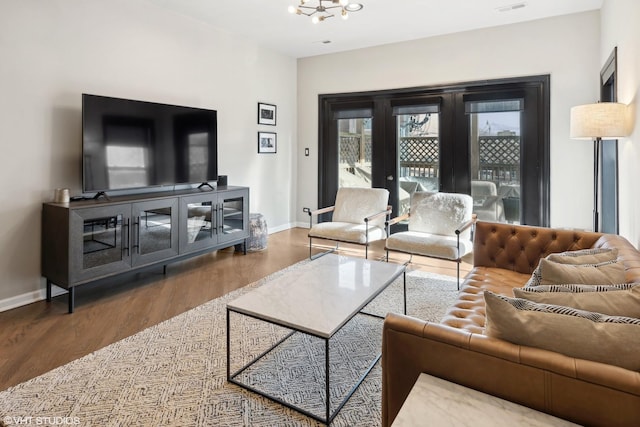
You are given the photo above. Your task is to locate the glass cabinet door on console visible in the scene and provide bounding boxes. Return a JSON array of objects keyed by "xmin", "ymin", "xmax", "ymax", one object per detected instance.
[
  {"xmin": 131, "ymin": 199, "xmax": 179, "ymax": 266},
  {"xmin": 180, "ymin": 194, "xmax": 217, "ymax": 253},
  {"xmin": 179, "ymin": 188, "xmax": 249, "ymax": 253},
  {"xmin": 218, "ymin": 189, "xmax": 249, "ymax": 245},
  {"xmin": 69, "ymin": 204, "xmax": 131, "ymax": 283}
]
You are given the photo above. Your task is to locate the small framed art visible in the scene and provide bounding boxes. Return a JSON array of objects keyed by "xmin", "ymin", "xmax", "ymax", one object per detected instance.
[
  {"xmin": 258, "ymin": 131, "xmax": 277, "ymax": 154},
  {"xmin": 258, "ymin": 102, "xmax": 277, "ymax": 126}
]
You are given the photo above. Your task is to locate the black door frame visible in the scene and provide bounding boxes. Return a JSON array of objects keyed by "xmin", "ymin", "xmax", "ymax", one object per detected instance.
[{"xmin": 318, "ymin": 75, "xmax": 550, "ymax": 226}]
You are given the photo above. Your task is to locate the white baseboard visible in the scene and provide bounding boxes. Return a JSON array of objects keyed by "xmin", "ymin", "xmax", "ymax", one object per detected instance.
[
  {"xmin": 0, "ymin": 285, "xmax": 67, "ymax": 313},
  {"xmin": 0, "ymin": 223, "xmax": 305, "ymax": 313},
  {"xmin": 268, "ymin": 222, "xmax": 309, "ymax": 233}
]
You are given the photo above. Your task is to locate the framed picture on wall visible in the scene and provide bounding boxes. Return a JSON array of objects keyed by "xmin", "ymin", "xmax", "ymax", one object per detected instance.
[
  {"xmin": 258, "ymin": 131, "xmax": 277, "ymax": 154},
  {"xmin": 258, "ymin": 102, "xmax": 277, "ymax": 126}
]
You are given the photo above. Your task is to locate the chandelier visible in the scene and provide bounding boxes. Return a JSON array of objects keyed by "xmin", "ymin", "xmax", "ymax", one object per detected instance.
[{"xmin": 288, "ymin": 0, "xmax": 364, "ymax": 24}]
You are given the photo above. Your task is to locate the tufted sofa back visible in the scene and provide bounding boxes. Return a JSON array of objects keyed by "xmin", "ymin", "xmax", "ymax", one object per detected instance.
[
  {"xmin": 441, "ymin": 221, "xmax": 640, "ymax": 334},
  {"xmin": 473, "ymin": 221, "xmax": 640, "ymax": 286},
  {"xmin": 474, "ymin": 221, "xmax": 603, "ymax": 275}
]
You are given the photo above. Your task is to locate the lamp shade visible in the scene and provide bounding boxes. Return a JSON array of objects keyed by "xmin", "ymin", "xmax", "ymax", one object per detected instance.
[{"xmin": 570, "ymin": 102, "xmax": 629, "ymax": 139}]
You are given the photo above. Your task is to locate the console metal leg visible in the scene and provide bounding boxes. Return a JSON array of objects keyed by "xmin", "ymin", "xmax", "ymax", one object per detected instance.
[
  {"xmin": 68, "ymin": 287, "xmax": 75, "ymax": 314},
  {"xmin": 46, "ymin": 279, "xmax": 52, "ymax": 302}
]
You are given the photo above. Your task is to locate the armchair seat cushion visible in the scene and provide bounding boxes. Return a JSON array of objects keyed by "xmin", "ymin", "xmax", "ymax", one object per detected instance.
[
  {"xmin": 309, "ymin": 222, "xmax": 386, "ymax": 245},
  {"xmin": 386, "ymin": 231, "xmax": 473, "ymax": 260}
]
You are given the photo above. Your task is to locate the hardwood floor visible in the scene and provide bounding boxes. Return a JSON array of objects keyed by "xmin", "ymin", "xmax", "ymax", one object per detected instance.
[{"xmin": 0, "ymin": 227, "xmax": 471, "ymax": 392}]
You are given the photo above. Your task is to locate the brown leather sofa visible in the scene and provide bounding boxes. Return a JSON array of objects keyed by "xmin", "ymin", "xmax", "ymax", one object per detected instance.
[{"xmin": 382, "ymin": 221, "xmax": 640, "ymax": 427}]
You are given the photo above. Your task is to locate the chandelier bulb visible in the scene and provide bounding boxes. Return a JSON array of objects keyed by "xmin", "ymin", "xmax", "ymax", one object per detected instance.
[
  {"xmin": 341, "ymin": 10, "xmax": 349, "ymax": 19},
  {"xmin": 312, "ymin": 15, "xmax": 320, "ymax": 24},
  {"xmin": 339, "ymin": 0, "xmax": 349, "ymax": 5},
  {"xmin": 288, "ymin": 5, "xmax": 297, "ymax": 14}
]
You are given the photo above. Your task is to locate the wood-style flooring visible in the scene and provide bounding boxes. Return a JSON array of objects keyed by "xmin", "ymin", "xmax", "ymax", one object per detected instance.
[{"xmin": 0, "ymin": 227, "xmax": 471, "ymax": 392}]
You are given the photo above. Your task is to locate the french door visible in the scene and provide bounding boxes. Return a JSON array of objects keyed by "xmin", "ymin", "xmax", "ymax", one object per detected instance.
[{"xmin": 318, "ymin": 76, "xmax": 550, "ymax": 226}]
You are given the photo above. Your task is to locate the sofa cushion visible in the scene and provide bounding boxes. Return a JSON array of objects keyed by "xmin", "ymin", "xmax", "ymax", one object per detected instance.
[
  {"xmin": 484, "ymin": 291, "xmax": 640, "ymax": 371},
  {"xmin": 385, "ymin": 231, "xmax": 473, "ymax": 260},
  {"xmin": 525, "ymin": 258, "xmax": 626, "ymax": 287},
  {"xmin": 309, "ymin": 222, "xmax": 386, "ymax": 244},
  {"xmin": 513, "ymin": 285, "xmax": 640, "ymax": 317},
  {"xmin": 440, "ymin": 266, "xmax": 531, "ymax": 334}
]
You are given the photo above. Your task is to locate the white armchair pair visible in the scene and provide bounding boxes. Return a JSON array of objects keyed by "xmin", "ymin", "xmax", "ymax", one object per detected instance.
[
  {"xmin": 305, "ymin": 187, "xmax": 391, "ymax": 259},
  {"xmin": 385, "ymin": 191, "xmax": 476, "ymax": 289}
]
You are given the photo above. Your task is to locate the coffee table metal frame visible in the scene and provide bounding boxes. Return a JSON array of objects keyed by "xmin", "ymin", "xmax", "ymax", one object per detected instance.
[{"xmin": 226, "ymin": 262, "xmax": 406, "ymax": 425}]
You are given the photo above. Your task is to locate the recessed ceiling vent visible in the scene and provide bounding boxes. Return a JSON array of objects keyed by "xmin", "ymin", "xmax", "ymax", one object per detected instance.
[{"xmin": 496, "ymin": 2, "xmax": 527, "ymax": 12}]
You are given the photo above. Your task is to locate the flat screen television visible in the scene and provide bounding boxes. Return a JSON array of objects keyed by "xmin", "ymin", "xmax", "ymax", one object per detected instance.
[{"xmin": 82, "ymin": 94, "xmax": 218, "ymax": 194}]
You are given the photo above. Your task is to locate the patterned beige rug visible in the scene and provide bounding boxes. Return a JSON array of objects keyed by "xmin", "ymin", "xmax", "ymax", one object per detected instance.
[{"xmin": 0, "ymin": 261, "xmax": 458, "ymax": 427}]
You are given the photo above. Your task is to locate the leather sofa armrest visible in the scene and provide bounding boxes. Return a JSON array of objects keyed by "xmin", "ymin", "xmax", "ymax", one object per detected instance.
[
  {"xmin": 382, "ymin": 313, "xmax": 473, "ymax": 427},
  {"xmin": 382, "ymin": 312, "xmax": 640, "ymax": 427}
]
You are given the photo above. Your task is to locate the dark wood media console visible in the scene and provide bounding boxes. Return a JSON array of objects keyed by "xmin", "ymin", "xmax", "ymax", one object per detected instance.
[{"xmin": 41, "ymin": 186, "xmax": 250, "ymax": 313}]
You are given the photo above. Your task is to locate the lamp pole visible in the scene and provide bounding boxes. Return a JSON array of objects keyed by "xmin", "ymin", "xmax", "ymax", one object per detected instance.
[
  {"xmin": 593, "ymin": 137, "xmax": 601, "ymax": 232},
  {"xmin": 570, "ymin": 102, "xmax": 629, "ymax": 234}
]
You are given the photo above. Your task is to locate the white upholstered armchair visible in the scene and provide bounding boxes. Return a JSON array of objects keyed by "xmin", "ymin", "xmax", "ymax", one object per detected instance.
[
  {"xmin": 305, "ymin": 187, "xmax": 391, "ymax": 259},
  {"xmin": 385, "ymin": 191, "xmax": 476, "ymax": 288}
]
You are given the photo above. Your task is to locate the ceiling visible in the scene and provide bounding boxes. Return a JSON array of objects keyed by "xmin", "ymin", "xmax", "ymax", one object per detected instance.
[{"xmin": 143, "ymin": 0, "xmax": 603, "ymax": 58}]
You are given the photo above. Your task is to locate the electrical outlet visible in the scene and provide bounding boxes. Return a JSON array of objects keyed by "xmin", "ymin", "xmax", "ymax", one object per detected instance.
[{"xmin": 305, "ymin": 148, "xmax": 309, "ymax": 156}]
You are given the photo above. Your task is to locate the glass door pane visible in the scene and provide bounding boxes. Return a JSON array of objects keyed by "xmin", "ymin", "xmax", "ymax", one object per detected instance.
[
  {"xmin": 338, "ymin": 117, "xmax": 372, "ymax": 189},
  {"xmin": 132, "ymin": 199, "xmax": 179, "ymax": 265},
  {"xmin": 396, "ymin": 112, "xmax": 440, "ymax": 216},
  {"xmin": 468, "ymin": 107, "xmax": 522, "ymax": 224},
  {"xmin": 222, "ymin": 196, "xmax": 244, "ymax": 236},
  {"xmin": 186, "ymin": 202, "xmax": 213, "ymax": 244},
  {"xmin": 139, "ymin": 207, "xmax": 172, "ymax": 254},
  {"xmin": 83, "ymin": 214, "xmax": 124, "ymax": 269}
]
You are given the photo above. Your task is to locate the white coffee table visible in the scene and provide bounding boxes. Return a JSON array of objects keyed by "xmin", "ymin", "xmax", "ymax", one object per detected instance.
[
  {"xmin": 226, "ymin": 254, "xmax": 406, "ymax": 424},
  {"xmin": 391, "ymin": 373, "xmax": 580, "ymax": 427}
]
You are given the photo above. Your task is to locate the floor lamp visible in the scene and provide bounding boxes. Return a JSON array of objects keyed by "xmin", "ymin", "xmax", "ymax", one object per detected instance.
[{"xmin": 570, "ymin": 102, "xmax": 629, "ymax": 232}]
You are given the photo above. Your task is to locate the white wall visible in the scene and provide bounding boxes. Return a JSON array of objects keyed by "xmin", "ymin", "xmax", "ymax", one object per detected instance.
[
  {"xmin": 0, "ymin": 0, "xmax": 297, "ymax": 307},
  {"xmin": 296, "ymin": 11, "xmax": 601, "ymax": 230},
  {"xmin": 600, "ymin": 0, "xmax": 640, "ymax": 246}
]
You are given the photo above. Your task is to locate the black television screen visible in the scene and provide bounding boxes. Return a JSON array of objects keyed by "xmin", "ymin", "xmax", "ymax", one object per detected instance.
[{"xmin": 82, "ymin": 94, "xmax": 218, "ymax": 193}]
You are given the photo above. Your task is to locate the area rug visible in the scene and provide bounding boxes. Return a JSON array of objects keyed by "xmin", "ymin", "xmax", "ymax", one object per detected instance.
[{"xmin": 0, "ymin": 261, "xmax": 459, "ymax": 427}]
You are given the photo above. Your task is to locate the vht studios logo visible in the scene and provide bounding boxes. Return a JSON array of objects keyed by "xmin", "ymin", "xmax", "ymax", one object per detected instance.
[{"xmin": 3, "ymin": 416, "xmax": 81, "ymax": 425}]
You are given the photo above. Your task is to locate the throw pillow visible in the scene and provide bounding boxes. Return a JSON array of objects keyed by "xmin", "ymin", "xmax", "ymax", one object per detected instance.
[
  {"xmin": 525, "ymin": 258, "xmax": 625, "ymax": 287},
  {"xmin": 537, "ymin": 258, "xmax": 626, "ymax": 286},
  {"xmin": 484, "ymin": 291, "xmax": 640, "ymax": 371},
  {"xmin": 513, "ymin": 285, "xmax": 640, "ymax": 317},
  {"xmin": 546, "ymin": 248, "xmax": 619, "ymax": 265},
  {"xmin": 516, "ymin": 283, "xmax": 637, "ymax": 293},
  {"xmin": 524, "ymin": 248, "xmax": 619, "ymax": 287}
]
